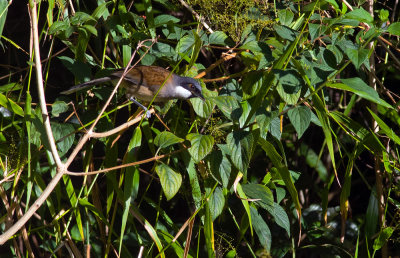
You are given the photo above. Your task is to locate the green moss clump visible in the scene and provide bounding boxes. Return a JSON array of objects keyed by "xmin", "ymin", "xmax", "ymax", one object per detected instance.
[{"xmin": 186, "ymin": 0, "xmax": 273, "ymax": 41}]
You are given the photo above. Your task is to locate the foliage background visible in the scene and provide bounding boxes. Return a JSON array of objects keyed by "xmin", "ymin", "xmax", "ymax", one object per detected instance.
[{"xmin": 0, "ymin": 0, "xmax": 399, "ymax": 257}]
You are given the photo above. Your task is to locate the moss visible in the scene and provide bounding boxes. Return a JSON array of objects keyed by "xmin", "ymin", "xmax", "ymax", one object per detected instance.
[{"xmin": 184, "ymin": 0, "xmax": 274, "ymax": 41}]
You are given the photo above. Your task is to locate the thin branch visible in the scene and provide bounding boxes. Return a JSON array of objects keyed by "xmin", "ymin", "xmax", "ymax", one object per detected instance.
[
  {"xmin": 177, "ymin": 0, "xmax": 213, "ymax": 33},
  {"xmin": 64, "ymin": 149, "xmax": 184, "ymax": 176}
]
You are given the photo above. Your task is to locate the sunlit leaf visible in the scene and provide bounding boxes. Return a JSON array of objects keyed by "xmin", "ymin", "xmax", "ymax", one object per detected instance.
[
  {"xmin": 187, "ymin": 133, "xmax": 214, "ymax": 163},
  {"xmin": 155, "ymin": 163, "xmax": 182, "ymax": 201}
]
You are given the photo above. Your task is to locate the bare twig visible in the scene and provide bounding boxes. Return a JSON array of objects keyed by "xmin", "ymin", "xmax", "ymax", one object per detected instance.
[{"xmin": 177, "ymin": 0, "xmax": 213, "ymax": 33}]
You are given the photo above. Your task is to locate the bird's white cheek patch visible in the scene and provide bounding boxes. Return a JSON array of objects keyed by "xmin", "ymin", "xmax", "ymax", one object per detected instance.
[{"xmin": 175, "ymin": 85, "xmax": 192, "ymax": 99}]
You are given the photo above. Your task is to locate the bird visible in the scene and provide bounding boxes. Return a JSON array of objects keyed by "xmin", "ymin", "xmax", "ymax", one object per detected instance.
[{"xmin": 61, "ymin": 66, "xmax": 205, "ymax": 118}]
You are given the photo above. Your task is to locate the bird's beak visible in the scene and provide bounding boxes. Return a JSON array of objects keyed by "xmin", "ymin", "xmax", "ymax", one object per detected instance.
[{"xmin": 196, "ymin": 92, "xmax": 205, "ymax": 101}]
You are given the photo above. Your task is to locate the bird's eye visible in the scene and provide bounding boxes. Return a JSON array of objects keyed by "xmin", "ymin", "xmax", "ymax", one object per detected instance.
[{"xmin": 189, "ymin": 83, "xmax": 195, "ymax": 89}]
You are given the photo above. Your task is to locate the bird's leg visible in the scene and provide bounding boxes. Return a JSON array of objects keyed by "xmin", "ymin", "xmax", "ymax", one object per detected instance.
[{"xmin": 129, "ymin": 97, "xmax": 152, "ymax": 118}]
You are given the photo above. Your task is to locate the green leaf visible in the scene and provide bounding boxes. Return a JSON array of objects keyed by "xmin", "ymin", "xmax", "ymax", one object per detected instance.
[
  {"xmin": 91, "ymin": 2, "xmax": 111, "ymax": 20},
  {"xmin": 208, "ymin": 31, "xmax": 229, "ymax": 45},
  {"xmin": 258, "ymin": 138, "xmax": 301, "ymax": 217},
  {"xmin": 272, "ymin": 203, "xmax": 290, "ymax": 236},
  {"xmin": 273, "ymin": 24, "xmax": 298, "ymax": 41},
  {"xmin": 191, "ymin": 87, "xmax": 216, "ymax": 118},
  {"xmin": 208, "ymin": 149, "xmax": 231, "ymax": 188},
  {"xmin": 210, "ymin": 186, "xmax": 225, "ymax": 221},
  {"xmin": 51, "ymin": 122, "xmax": 75, "ymax": 157},
  {"xmin": 83, "ymin": 24, "xmax": 97, "ymax": 36},
  {"xmin": 51, "ymin": 101, "xmax": 69, "ymax": 117},
  {"xmin": 154, "ymin": 131, "xmax": 184, "ymax": 149},
  {"xmin": 155, "ymin": 163, "xmax": 182, "ymax": 201},
  {"xmin": 71, "ymin": 12, "xmax": 96, "ymax": 25},
  {"xmin": 275, "ymin": 69, "xmax": 303, "ymax": 105},
  {"xmin": 242, "ymin": 183, "xmax": 274, "ymax": 211},
  {"xmin": 388, "ymin": 22, "xmax": 400, "ymax": 36},
  {"xmin": 256, "ymin": 110, "xmax": 279, "ymax": 138},
  {"xmin": 0, "ymin": 0, "xmax": 8, "ymax": 38},
  {"xmin": 373, "ymin": 227, "xmax": 394, "ymax": 251},
  {"xmin": 242, "ymin": 71, "xmax": 265, "ymax": 100},
  {"xmin": 187, "ymin": 133, "xmax": 214, "ymax": 163},
  {"xmin": 0, "ymin": 93, "xmax": 23, "ymax": 116},
  {"xmin": 345, "ymin": 47, "xmax": 369, "ymax": 70},
  {"xmin": 288, "ymin": 106, "xmax": 311, "ymax": 138},
  {"xmin": 212, "ymin": 96, "xmax": 241, "ymax": 121},
  {"xmin": 48, "ymin": 20, "xmax": 69, "ymax": 35},
  {"xmin": 278, "ymin": 9, "xmax": 294, "ymax": 26},
  {"xmin": 344, "ymin": 8, "xmax": 373, "ymax": 23},
  {"xmin": 226, "ymin": 130, "xmax": 258, "ymax": 173},
  {"xmin": 300, "ymin": 143, "xmax": 328, "ymax": 182},
  {"xmin": 176, "ymin": 35, "xmax": 195, "ymax": 54},
  {"xmin": 368, "ymin": 108, "xmax": 400, "ymax": 145},
  {"xmin": 327, "ymin": 78, "xmax": 392, "ymax": 109},
  {"xmin": 0, "ymin": 82, "xmax": 23, "ymax": 93},
  {"xmin": 365, "ymin": 188, "xmax": 379, "ymax": 237},
  {"xmin": 154, "ymin": 14, "xmax": 180, "ymax": 27},
  {"xmin": 250, "ymin": 206, "xmax": 271, "ymax": 251}
]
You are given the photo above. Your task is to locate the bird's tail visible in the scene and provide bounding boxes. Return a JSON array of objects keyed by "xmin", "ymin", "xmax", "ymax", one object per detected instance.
[{"xmin": 61, "ymin": 77, "xmax": 113, "ymax": 95}]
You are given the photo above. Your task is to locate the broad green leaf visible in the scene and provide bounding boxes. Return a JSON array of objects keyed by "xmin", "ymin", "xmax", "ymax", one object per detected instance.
[
  {"xmin": 344, "ymin": 8, "xmax": 373, "ymax": 23},
  {"xmin": 275, "ymin": 69, "xmax": 303, "ymax": 105},
  {"xmin": 373, "ymin": 227, "xmax": 394, "ymax": 251},
  {"xmin": 51, "ymin": 122, "xmax": 75, "ymax": 157},
  {"xmin": 250, "ymin": 206, "xmax": 271, "ymax": 251},
  {"xmin": 83, "ymin": 24, "xmax": 97, "ymax": 36},
  {"xmin": 226, "ymin": 130, "xmax": 258, "ymax": 173},
  {"xmin": 48, "ymin": 20, "xmax": 69, "ymax": 35},
  {"xmin": 208, "ymin": 150, "xmax": 231, "ymax": 188},
  {"xmin": 288, "ymin": 106, "xmax": 311, "ymax": 138},
  {"xmin": 0, "ymin": 82, "xmax": 23, "ymax": 93},
  {"xmin": 327, "ymin": 78, "xmax": 392, "ymax": 108},
  {"xmin": 242, "ymin": 71, "xmax": 265, "ymax": 99},
  {"xmin": 0, "ymin": 93, "xmax": 23, "ymax": 116},
  {"xmin": 256, "ymin": 109, "xmax": 279, "ymax": 138},
  {"xmin": 154, "ymin": 131, "xmax": 184, "ymax": 149},
  {"xmin": 51, "ymin": 101, "xmax": 69, "ymax": 117},
  {"xmin": 187, "ymin": 133, "xmax": 214, "ymax": 163},
  {"xmin": 91, "ymin": 2, "xmax": 111, "ymax": 19},
  {"xmin": 273, "ymin": 24, "xmax": 298, "ymax": 41},
  {"xmin": 345, "ymin": 47, "xmax": 369, "ymax": 70},
  {"xmin": 208, "ymin": 31, "xmax": 229, "ymax": 45},
  {"xmin": 210, "ymin": 186, "xmax": 225, "ymax": 221},
  {"xmin": 191, "ymin": 87, "xmax": 216, "ymax": 118},
  {"xmin": 176, "ymin": 34, "xmax": 195, "ymax": 54},
  {"xmin": 368, "ymin": 108, "xmax": 400, "ymax": 145},
  {"xmin": 71, "ymin": 12, "xmax": 96, "ymax": 25},
  {"xmin": 155, "ymin": 163, "xmax": 182, "ymax": 201},
  {"xmin": 278, "ymin": 9, "xmax": 294, "ymax": 26},
  {"xmin": 388, "ymin": 22, "xmax": 400, "ymax": 36},
  {"xmin": 154, "ymin": 14, "xmax": 180, "ymax": 27},
  {"xmin": 272, "ymin": 203, "xmax": 290, "ymax": 236},
  {"xmin": 242, "ymin": 183, "xmax": 274, "ymax": 211},
  {"xmin": 184, "ymin": 152, "xmax": 202, "ymax": 209},
  {"xmin": 212, "ymin": 96, "xmax": 241, "ymax": 121},
  {"xmin": 309, "ymin": 23, "xmax": 327, "ymax": 42}
]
